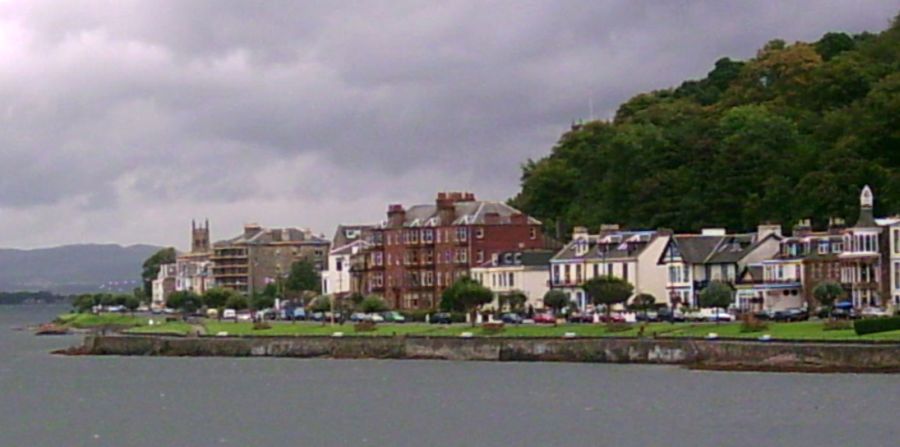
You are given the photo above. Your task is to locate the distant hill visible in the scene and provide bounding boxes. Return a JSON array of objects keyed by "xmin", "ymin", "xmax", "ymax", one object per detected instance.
[{"xmin": 0, "ymin": 244, "xmax": 163, "ymax": 294}]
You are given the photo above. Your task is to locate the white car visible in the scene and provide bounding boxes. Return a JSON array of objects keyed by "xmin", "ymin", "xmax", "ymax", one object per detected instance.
[
  {"xmin": 700, "ymin": 308, "xmax": 735, "ymax": 322},
  {"xmin": 860, "ymin": 307, "xmax": 891, "ymax": 318},
  {"xmin": 367, "ymin": 313, "xmax": 385, "ymax": 322},
  {"xmin": 222, "ymin": 309, "xmax": 236, "ymax": 320}
]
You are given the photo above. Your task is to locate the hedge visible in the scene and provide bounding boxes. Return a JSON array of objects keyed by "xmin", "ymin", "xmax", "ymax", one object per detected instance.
[{"xmin": 854, "ymin": 316, "xmax": 900, "ymax": 336}]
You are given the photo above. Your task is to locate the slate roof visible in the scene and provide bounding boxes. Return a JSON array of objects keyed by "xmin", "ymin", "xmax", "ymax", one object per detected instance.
[
  {"xmin": 474, "ymin": 250, "xmax": 555, "ymax": 269},
  {"xmin": 214, "ymin": 227, "xmax": 329, "ymax": 247},
  {"xmin": 381, "ymin": 201, "xmax": 541, "ymax": 227},
  {"xmin": 671, "ymin": 235, "xmax": 723, "ymax": 264},
  {"xmin": 666, "ymin": 232, "xmax": 778, "ymax": 265},
  {"xmin": 552, "ymin": 231, "xmax": 658, "ymax": 262},
  {"xmin": 331, "ymin": 224, "xmax": 374, "ymax": 248}
]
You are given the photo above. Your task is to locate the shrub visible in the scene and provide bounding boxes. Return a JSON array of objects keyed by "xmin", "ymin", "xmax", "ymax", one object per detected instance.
[
  {"xmin": 481, "ymin": 322, "xmax": 505, "ymax": 334},
  {"xmin": 739, "ymin": 315, "xmax": 768, "ymax": 333},
  {"xmin": 252, "ymin": 321, "xmax": 271, "ymax": 331},
  {"xmin": 853, "ymin": 316, "xmax": 900, "ymax": 335},
  {"xmin": 354, "ymin": 321, "xmax": 376, "ymax": 332},
  {"xmin": 823, "ymin": 319, "xmax": 852, "ymax": 331}
]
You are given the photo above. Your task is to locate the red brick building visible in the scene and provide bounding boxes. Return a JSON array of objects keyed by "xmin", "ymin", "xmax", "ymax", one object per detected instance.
[{"xmin": 358, "ymin": 192, "xmax": 546, "ymax": 310}]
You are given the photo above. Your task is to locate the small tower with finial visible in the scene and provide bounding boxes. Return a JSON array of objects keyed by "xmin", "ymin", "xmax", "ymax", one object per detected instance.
[
  {"xmin": 854, "ymin": 185, "xmax": 877, "ymax": 228},
  {"xmin": 191, "ymin": 219, "xmax": 210, "ymax": 254}
]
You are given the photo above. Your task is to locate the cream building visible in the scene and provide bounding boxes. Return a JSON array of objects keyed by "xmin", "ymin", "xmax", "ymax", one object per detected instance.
[{"xmin": 471, "ymin": 250, "xmax": 554, "ymax": 311}]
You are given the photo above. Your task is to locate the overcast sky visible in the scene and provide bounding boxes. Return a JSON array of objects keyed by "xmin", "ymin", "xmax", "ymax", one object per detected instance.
[{"xmin": 0, "ymin": 1, "xmax": 896, "ymax": 249}]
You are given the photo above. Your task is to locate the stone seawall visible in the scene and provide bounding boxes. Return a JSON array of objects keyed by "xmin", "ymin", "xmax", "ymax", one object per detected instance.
[{"xmin": 79, "ymin": 335, "xmax": 900, "ymax": 372}]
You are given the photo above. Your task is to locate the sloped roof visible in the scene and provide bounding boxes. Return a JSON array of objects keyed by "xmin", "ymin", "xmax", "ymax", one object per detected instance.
[
  {"xmin": 214, "ymin": 227, "xmax": 329, "ymax": 247},
  {"xmin": 331, "ymin": 224, "xmax": 374, "ymax": 247},
  {"xmin": 475, "ymin": 250, "xmax": 555, "ymax": 268},
  {"xmin": 381, "ymin": 201, "xmax": 541, "ymax": 227},
  {"xmin": 552, "ymin": 231, "xmax": 658, "ymax": 262},
  {"xmin": 672, "ymin": 235, "xmax": 723, "ymax": 264}
]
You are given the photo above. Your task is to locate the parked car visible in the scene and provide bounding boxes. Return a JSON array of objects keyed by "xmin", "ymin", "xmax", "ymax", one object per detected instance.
[
  {"xmin": 635, "ymin": 311, "xmax": 659, "ymax": 322},
  {"xmin": 567, "ymin": 312, "xmax": 593, "ymax": 323},
  {"xmin": 772, "ymin": 308, "xmax": 809, "ymax": 322},
  {"xmin": 700, "ymin": 308, "xmax": 735, "ymax": 322},
  {"xmin": 860, "ymin": 307, "xmax": 891, "ymax": 318},
  {"xmin": 430, "ymin": 312, "xmax": 453, "ymax": 324},
  {"xmin": 381, "ymin": 311, "xmax": 406, "ymax": 323},
  {"xmin": 222, "ymin": 308, "xmax": 237, "ymax": 320},
  {"xmin": 236, "ymin": 311, "xmax": 253, "ymax": 322},
  {"xmin": 350, "ymin": 312, "xmax": 367, "ymax": 322},
  {"xmin": 682, "ymin": 310, "xmax": 706, "ymax": 322},
  {"xmin": 533, "ymin": 313, "xmax": 556, "ymax": 324},
  {"xmin": 657, "ymin": 308, "xmax": 685, "ymax": 323},
  {"xmin": 599, "ymin": 313, "xmax": 626, "ymax": 323},
  {"xmin": 367, "ymin": 313, "xmax": 385, "ymax": 323},
  {"xmin": 310, "ymin": 312, "xmax": 325, "ymax": 321},
  {"xmin": 829, "ymin": 308, "xmax": 860, "ymax": 320},
  {"xmin": 500, "ymin": 313, "xmax": 523, "ymax": 324},
  {"xmin": 291, "ymin": 308, "xmax": 307, "ymax": 320}
]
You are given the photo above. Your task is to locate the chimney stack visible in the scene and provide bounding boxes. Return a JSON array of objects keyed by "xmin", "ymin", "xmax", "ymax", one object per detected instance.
[{"xmin": 387, "ymin": 204, "xmax": 406, "ymax": 228}]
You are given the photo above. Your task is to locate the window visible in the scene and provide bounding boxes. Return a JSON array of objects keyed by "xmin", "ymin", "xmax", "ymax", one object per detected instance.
[
  {"xmin": 553, "ymin": 265, "xmax": 561, "ymax": 284},
  {"xmin": 895, "ymin": 262, "xmax": 900, "ymax": 290},
  {"xmin": 373, "ymin": 252, "xmax": 384, "ymax": 266},
  {"xmin": 606, "ymin": 264, "xmax": 613, "ymax": 277},
  {"xmin": 424, "ymin": 271, "xmax": 434, "ymax": 286},
  {"xmin": 895, "ymin": 229, "xmax": 900, "ymax": 253},
  {"xmin": 424, "ymin": 229, "xmax": 434, "ymax": 243},
  {"xmin": 477, "ymin": 250, "xmax": 484, "ymax": 263},
  {"xmin": 529, "ymin": 227, "xmax": 537, "ymax": 240},
  {"xmin": 833, "ymin": 242, "xmax": 842, "ymax": 253},
  {"xmin": 623, "ymin": 263, "xmax": 628, "ymax": 282},
  {"xmin": 475, "ymin": 227, "xmax": 485, "ymax": 239},
  {"xmin": 593, "ymin": 264, "xmax": 599, "ymax": 278},
  {"xmin": 436, "ymin": 230, "xmax": 441, "ymax": 243},
  {"xmin": 456, "ymin": 249, "xmax": 468, "ymax": 263},
  {"xmin": 456, "ymin": 227, "xmax": 468, "ymax": 242},
  {"xmin": 575, "ymin": 265, "xmax": 582, "ymax": 283},
  {"xmin": 508, "ymin": 272, "xmax": 515, "ymax": 288},
  {"xmin": 336, "ymin": 259, "xmax": 343, "ymax": 272},
  {"xmin": 410, "ymin": 230, "xmax": 419, "ymax": 244},
  {"xmin": 818, "ymin": 242, "xmax": 828, "ymax": 254}
]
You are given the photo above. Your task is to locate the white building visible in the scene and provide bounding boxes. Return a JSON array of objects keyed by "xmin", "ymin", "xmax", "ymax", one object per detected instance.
[
  {"xmin": 471, "ymin": 250, "xmax": 554, "ymax": 312},
  {"xmin": 886, "ymin": 218, "xmax": 900, "ymax": 308},
  {"xmin": 151, "ymin": 263, "xmax": 177, "ymax": 310},
  {"xmin": 321, "ymin": 225, "xmax": 373, "ymax": 297},
  {"xmin": 549, "ymin": 226, "xmax": 670, "ymax": 310},
  {"xmin": 839, "ymin": 186, "xmax": 884, "ymax": 308}
]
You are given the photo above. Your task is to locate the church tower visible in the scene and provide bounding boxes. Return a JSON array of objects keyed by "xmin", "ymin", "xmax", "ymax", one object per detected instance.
[{"xmin": 191, "ymin": 219, "xmax": 210, "ymax": 254}]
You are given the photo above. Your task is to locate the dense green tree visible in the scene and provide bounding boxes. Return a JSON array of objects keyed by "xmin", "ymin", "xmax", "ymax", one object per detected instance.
[
  {"xmin": 499, "ymin": 291, "xmax": 527, "ymax": 312},
  {"xmin": 124, "ymin": 296, "xmax": 141, "ymax": 314},
  {"xmin": 141, "ymin": 247, "xmax": 176, "ymax": 297},
  {"xmin": 73, "ymin": 294, "xmax": 96, "ymax": 313},
  {"xmin": 813, "ymin": 281, "xmax": 846, "ymax": 313},
  {"xmin": 542, "ymin": 290, "xmax": 569, "ymax": 315},
  {"xmin": 224, "ymin": 294, "xmax": 249, "ymax": 311},
  {"xmin": 512, "ymin": 16, "xmax": 900, "ymax": 236},
  {"xmin": 631, "ymin": 293, "xmax": 657, "ymax": 319},
  {"xmin": 203, "ymin": 288, "xmax": 236, "ymax": 310},
  {"xmin": 583, "ymin": 276, "xmax": 634, "ymax": 321},
  {"xmin": 359, "ymin": 296, "xmax": 389, "ymax": 313},
  {"xmin": 441, "ymin": 278, "xmax": 493, "ymax": 326},
  {"xmin": 166, "ymin": 291, "xmax": 203, "ymax": 319},
  {"xmin": 699, "ymin": 281, "xmax": 734, "ymax": 323},
  {"xmin": 284, "ymin": 260, "xmax": 321, "ymax": 293}
]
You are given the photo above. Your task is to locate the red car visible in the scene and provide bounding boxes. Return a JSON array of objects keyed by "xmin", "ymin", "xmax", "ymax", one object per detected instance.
[
  {"xmin": 597, "ymin": 313, "xmax": 626, "ymax": 323},
  {"xmin": 533, "ymin": 313, "xmax": 556, "ymax": 324}
]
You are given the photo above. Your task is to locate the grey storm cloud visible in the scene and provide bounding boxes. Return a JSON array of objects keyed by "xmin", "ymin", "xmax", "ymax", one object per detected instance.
[{"xmin": 0, "ymin": 0, "xmax": 896, "ymax": 248}]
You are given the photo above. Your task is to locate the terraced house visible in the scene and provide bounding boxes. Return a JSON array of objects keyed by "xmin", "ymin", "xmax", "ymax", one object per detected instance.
[
  {"xmin": 549, "ymin": 226, "xmax": 670, "ymax": 310},
  {"xmin": 735, "ymin": 219, "xmax": 845, "ymax": 312},
  {"xmin": 357, "ymin": 192, "xmax": 545, "ymax": 310},
  {"xmin": 659, "ymin": 226, "xmax": 782, "ymax": 309}
]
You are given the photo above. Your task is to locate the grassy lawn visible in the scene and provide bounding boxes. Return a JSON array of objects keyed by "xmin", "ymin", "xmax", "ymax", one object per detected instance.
[
  {"xmin": 53, "ymin": 313, "xmax": 900, "ymax": 342},
  {"xmin": 125, "ymin": 322, "xmax": 195, "ymax": 335},
  {"xmin": 56, "ymin": 313, "xmax": 150, "ymax": 329},
  {"xmin": 660, "ymin": 320, "xmax": 900, "ymax": 341}
]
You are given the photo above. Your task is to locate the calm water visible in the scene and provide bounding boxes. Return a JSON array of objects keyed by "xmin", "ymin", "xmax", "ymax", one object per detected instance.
[{"xmin": 0, "ymin": 306, "xmax": 898, "ymax": 447}]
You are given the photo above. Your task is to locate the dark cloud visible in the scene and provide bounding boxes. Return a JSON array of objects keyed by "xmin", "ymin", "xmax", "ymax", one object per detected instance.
[{"xmin": 0, "ymin": 0, "xmax": 895, "ymax": 248}]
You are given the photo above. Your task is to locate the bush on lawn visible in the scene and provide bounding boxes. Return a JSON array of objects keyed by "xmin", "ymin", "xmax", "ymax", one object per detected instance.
[
  {"xmin": 481, "ymin": 322, "xmax": 505, "ymax": 334},
  {"xmin": 823, "ymin": 319, "xmax": 852, "ymax": 331},
  {"xmin": 740, "ymin": 315, "xmax": 768, "ymax": 333},
  {"xmin": 252, "ymin": 321, "xmax": 271, "ymax": 331},
  {"xmin": 354, "ymin": 321, "xmax": 376, "ymax": 332},
  {"xmin": 853, "ymin": 316, "xmax": 900, "ymax": 336}
]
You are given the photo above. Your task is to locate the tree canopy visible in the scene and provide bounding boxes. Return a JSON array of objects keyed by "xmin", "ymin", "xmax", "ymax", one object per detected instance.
[
  {"xmin": 583, "ymin": 276, "xmax": 634, "ymax": 317},
  {"xmin": 441, "ymin": 277, "xmax": 493, "ymax": 326},
  {"xmin": 813, "ymin": 281, "xmax": 845, "ymax": 308},
  {"xmin": 511, "ymin": 16, "xmax": 900, "ymax": 238},
  {"xmin": 543, "ymin": 290, "xmax": 569, "ymax": 314},
  {"xmin": 699, "ymin": 281, "xmax": 734, "ymax": 310},
  {"xmin": 141, "ymin": 247, "xmax": 176, "ymax": 296},
  {"xmin": 285, "ymin": 260, "xmax": 321, "ymax": 294}
]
